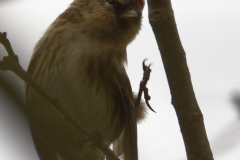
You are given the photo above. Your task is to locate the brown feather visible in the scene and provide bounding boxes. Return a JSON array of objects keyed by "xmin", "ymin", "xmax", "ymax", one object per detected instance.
[{"xmin": 26, "ymin": 0, "xmax": 146, "ymax": 160}]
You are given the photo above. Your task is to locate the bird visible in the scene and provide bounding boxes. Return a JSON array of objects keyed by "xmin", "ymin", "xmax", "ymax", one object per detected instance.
[{"xmin": 26, "ymin": 0, "xmax": 146, "ymax": 160}]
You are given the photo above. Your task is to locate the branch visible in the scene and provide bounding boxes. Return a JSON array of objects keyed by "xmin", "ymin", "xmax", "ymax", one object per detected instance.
[
  {"xmin": 0, "ymin": 32, "xmax": 120, "ymax": 160},
  {"xmin": 146, "ymin": 0, "xmax": 214, "ymax": 159}
]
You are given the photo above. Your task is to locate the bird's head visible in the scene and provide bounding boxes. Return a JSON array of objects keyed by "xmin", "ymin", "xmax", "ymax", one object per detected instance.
[{"xmin": 66, "ymin": 0, "xmax": 144, "ymax": 47}]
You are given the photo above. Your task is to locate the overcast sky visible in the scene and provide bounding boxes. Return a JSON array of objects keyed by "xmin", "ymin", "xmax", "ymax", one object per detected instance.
[{"xmin": 1, "ymin": 0, "xmax": 240, "ymax": 159}]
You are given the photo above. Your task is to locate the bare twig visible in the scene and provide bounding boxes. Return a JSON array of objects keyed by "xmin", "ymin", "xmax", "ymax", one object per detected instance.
[
  {"xmin": 0, "ymin": 32, "xmax": 120, "ymax": 160},
  {"xmin": 147, "ymin": 0, "xmax": 214, "ymax": 159}
]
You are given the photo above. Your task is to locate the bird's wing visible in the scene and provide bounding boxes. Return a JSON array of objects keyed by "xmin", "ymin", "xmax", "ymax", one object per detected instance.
[
  {"xmin": 113, "ymin": 66, "xmax": 138, "ymax": 160},
  {"xmin": 25, "ymin": 35, "xmax": 50, "ymax": 98}
]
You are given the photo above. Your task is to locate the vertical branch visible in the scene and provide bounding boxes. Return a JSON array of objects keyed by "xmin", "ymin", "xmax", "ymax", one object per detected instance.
[{"xmin": 146, "ymin": 0, "xmax": 214, "ymax": 159}]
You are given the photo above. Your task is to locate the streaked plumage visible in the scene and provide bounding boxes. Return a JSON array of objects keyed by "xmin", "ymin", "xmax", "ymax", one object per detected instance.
[{"xmin": 26, "ymin": 0, "xmax": 146, "ymax": 159}]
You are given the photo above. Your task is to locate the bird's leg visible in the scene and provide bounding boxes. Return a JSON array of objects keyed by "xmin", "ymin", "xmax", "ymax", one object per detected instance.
[{"xmin": 136, "ymin": 59, "xmax": 156, "ymax": 113}]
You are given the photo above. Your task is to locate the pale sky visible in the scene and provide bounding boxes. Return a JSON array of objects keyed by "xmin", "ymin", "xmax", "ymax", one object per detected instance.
[{"xmin": 0, "ymin": 0, "xmax": 240, "ymax": 159}]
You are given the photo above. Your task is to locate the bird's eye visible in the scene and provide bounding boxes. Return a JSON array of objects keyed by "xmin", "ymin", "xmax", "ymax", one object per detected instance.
[{"xmin": 106, "ymin": 0, "xmax": 116, "ymax": 5}]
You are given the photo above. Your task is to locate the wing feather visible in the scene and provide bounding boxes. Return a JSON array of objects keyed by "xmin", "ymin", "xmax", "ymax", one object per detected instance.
[{"xmin": 113, "ymin": 67, "xmax": 138, "ymax": 160}]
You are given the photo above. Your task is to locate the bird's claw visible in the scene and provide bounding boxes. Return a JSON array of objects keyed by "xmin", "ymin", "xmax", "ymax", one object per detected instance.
[
  {"xmin": 142, "ymin": 59, "xmax": 152, "ymax": 72},
  {"xmin": 143, "ymin": 83, "xmax": 156, "ymax": 113},
  {"xmin": 139, "ymin": 59, "xmax": 156, "ymax": 113}
]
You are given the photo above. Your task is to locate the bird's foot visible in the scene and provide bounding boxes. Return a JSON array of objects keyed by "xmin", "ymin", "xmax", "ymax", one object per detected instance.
[{"xmin": 141, "ymin": 59, "xmax": 156, "ymax": 113}]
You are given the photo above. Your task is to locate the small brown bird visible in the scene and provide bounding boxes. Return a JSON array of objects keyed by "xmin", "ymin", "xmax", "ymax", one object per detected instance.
[{"xmin": 26, "ymin": 0, "xmax": 146, "ymax": 160}]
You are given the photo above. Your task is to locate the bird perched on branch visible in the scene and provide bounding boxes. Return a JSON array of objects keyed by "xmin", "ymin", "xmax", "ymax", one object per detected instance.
[{"xmin": 26, "ymin": 0, "xmax": 146, "ymax": 159}]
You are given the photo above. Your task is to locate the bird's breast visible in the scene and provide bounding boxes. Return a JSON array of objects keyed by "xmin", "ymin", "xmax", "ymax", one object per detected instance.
[{"xmin": 62, "ymin": 50, "xmax": 129, "ymax": 143}]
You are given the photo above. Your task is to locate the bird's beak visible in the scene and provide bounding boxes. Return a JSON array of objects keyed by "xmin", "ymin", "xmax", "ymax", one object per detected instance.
[{"xmin": 120, "ymin": 10, "xmax": 138, "ymax": 19}]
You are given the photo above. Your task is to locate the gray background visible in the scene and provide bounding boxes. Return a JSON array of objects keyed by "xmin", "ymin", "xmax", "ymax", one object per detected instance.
[{"xmin": 0, "ymin": 0, "xmax": 240, "ymax": 159}]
